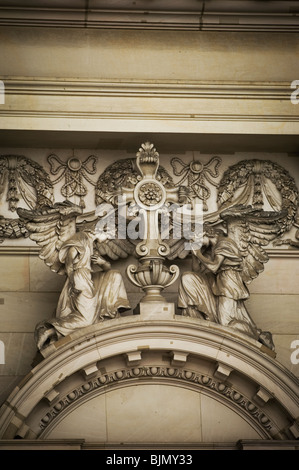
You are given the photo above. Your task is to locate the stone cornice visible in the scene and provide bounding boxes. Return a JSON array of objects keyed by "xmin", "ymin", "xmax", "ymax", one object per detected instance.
[
  {"xmin": 0, "ymin": 438, "xmax": 298, "ymax": 450},
  {"xmin": 1, "ymin": 78, "xmax": 298, "ymax": 132},
  {"xmin": 0, "ymin": 3, "xmax": 298, "ymax": 32},
  {"xmin": 3, "ymin": 77, "xmax": 296, "ymax": 101},
  {"xmin": 1, "ymin": 245, "xmax": 299, "ymax": 258}
]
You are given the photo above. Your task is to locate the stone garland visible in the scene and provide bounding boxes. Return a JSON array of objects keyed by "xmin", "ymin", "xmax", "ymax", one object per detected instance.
[
  {"xmin": 0, "ymin": 216, "xmax": 28, "ymax": 240},
  {"xmin": 39, "ymin": 365, "xmax": 273, "ymax": 435}
]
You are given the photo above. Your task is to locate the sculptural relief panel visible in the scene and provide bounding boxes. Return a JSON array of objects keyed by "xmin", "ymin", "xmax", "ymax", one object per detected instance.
[
  {"xmin": 1, "ymin": 147, "xmax": 299, "ymax": 245},
  {"xmin": 0, "ymin": 144, "xmax": 298, "ymax": 397}
]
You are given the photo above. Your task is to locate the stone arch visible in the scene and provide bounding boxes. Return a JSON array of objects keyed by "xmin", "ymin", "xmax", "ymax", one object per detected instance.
[
  {"xmin": 38, "ymin": 367, "xmax": 272, "ymax": 441},
  {"xmin": 0, "ymin": 316, "xmax": 298, "ymax": 445}
]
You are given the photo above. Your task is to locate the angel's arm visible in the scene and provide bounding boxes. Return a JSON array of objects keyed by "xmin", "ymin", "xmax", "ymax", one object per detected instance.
[
  {"xmin": 91, "ymin": 254, "xmax": 111, "ymax": 272},
  {"xmin": 65, "ymin": 246, "xmax": 79, "ymax": 276},
  {"xmin": 191, "ymin": 242, "xmax": 211, "ymax": 272},
  {"xmin": 192, "ymin": 248, "xmax": 224, "ymax": 273},
  {"xmin": 191, "ymin": 253, "xmax": 200, "ymax": 272}
]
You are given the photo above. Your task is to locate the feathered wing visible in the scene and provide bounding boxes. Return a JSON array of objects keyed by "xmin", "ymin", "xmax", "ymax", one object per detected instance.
[
  {"xmin": 241, "ymin": 239, "xmax": 269, "ymax": 285},
  {"xmin": 165, "ymin": 236, "xmax": 190, "ymax": 260},
  {"xmin": 17, "ymin": 201, "xmax": 83, "ymax": 274},
  {"xmin": 224, "ymin": 207, "xmax": 288, "ymax": 285},
  {"xmin": 76, "ymin": 205, "xmax": 138, "ymax": 261},
  {"xmin": 163, "ymin": 209, "xmax": 202, "ymax": 261},
  {"xmin": 95, "ymin": 237, "xmax": 137, "ymax": 260}
]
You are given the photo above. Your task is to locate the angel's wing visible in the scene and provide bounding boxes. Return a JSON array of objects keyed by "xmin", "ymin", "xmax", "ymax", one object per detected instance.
[
  {"xmin": 76, "ymin": 204, "xmax": 138, "ymax": 261},
  {"xmin": 17, "ymin": 201, "xmax": 83, "ymax": 274},
  {"xmin": 95, "ymin": 237, "xmax": 136, "ymax": 260},
  {"xmin": 164, "ymin": 236, "xmax": 190, "ymax": 260},
  {"xmin": 163, "ymin": 209, "xmax": 221, "ymax": 261},
  {"xmin": 222, "ymin": 205, "xmax": 288, "ymax": 284}
]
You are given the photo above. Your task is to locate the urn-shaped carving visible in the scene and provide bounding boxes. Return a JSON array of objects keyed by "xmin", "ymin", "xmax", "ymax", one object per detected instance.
[{"xmin": 127, "ymin": 258, "xmax": 179, "ymax": 302}]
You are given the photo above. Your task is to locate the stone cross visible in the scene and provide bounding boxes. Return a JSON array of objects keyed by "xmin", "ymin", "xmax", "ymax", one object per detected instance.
[
  {"xmin": 124, "ymin": 142, "xmax": 181, "ymax": 305},
  {"xmin": 122, "ymin": 142, "xmax": 182, "ymax": 259}
]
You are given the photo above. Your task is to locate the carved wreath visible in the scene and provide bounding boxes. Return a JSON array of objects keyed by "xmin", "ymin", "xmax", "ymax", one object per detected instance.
[{"xmin": 217, "ymin": 159, "xmax": 298, "ymax": 231}]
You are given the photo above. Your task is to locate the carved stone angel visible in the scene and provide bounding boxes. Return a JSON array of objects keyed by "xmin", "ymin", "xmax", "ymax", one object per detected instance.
[
  {"xmin": 177, "ymin": 205, "xmax": 289, "ymax": 351},
  {"xmin": 18, "ymin": 201, "xmax": 133, "ymax": 350}
]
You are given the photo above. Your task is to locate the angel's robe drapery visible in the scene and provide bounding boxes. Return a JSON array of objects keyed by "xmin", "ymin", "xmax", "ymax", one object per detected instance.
[
  {"xmin": 210, "ymin": 238, "xmax": 250, "ymax": 300},
  {"xmin": 178, "ymin": 236, "xmax": 259, "ymax": 339},
  {"xmin": 49, "ymin": 231, "xmax": 131, "ymax": 337},
  {"xmin": 178, "ymin": 270, "xmax": 217, "ymax": 322}
]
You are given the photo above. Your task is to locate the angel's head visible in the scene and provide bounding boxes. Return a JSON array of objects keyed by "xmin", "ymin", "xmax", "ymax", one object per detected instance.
[
  {"xmin": 220, "ymin": 207, "xmax": 249, "ymax": 242},
  {"xmin": 203, "ymin": 226, "xmax": 225, "ymax": 246},
  {"xmin": 225, "ymin": 218, "xmax": 247, "ymax": 239}
]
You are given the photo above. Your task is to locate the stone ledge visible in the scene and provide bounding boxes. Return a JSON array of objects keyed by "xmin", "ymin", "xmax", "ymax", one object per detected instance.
[
  {"xmin": 4, "ymin": 77, "xmax": 295, "ymax": 100},
  {"xmin": 0, "ymin": 438, "xmax": 84, "ymax": 450},
  {"xmin": 1, "ymin": 245, "xmax": 299, "ymax": 258},
  {"xmin": 1, "ymin": 439, "xmax": 298, "ymax": 450},
  {"xmin": 0, "ymin": 2, "xmax": 298, "ymax": 32}
]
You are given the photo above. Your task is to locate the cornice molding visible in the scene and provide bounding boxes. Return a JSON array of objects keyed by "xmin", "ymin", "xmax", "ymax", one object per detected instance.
[
  {"xmin": 3, "ymin": 77, "xmax": 295, "ymax": 101},
  {"xmin": 266, "ymin": 249, "xmax": 299, "ymax": 258},
  {"xmin": 0, "ymin": 5, "xmax": 298, "ymax": 32},
  {"xmin": 0, "ymin": 246, "xmax": 39, "ymax": 255},
  {"xmin": 1, "ymin": 78, "xmax": 298, "ymax": 127},
  {"xmin": 1, "ymin": 245, "xmax": 299, "ymax": 258}
]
